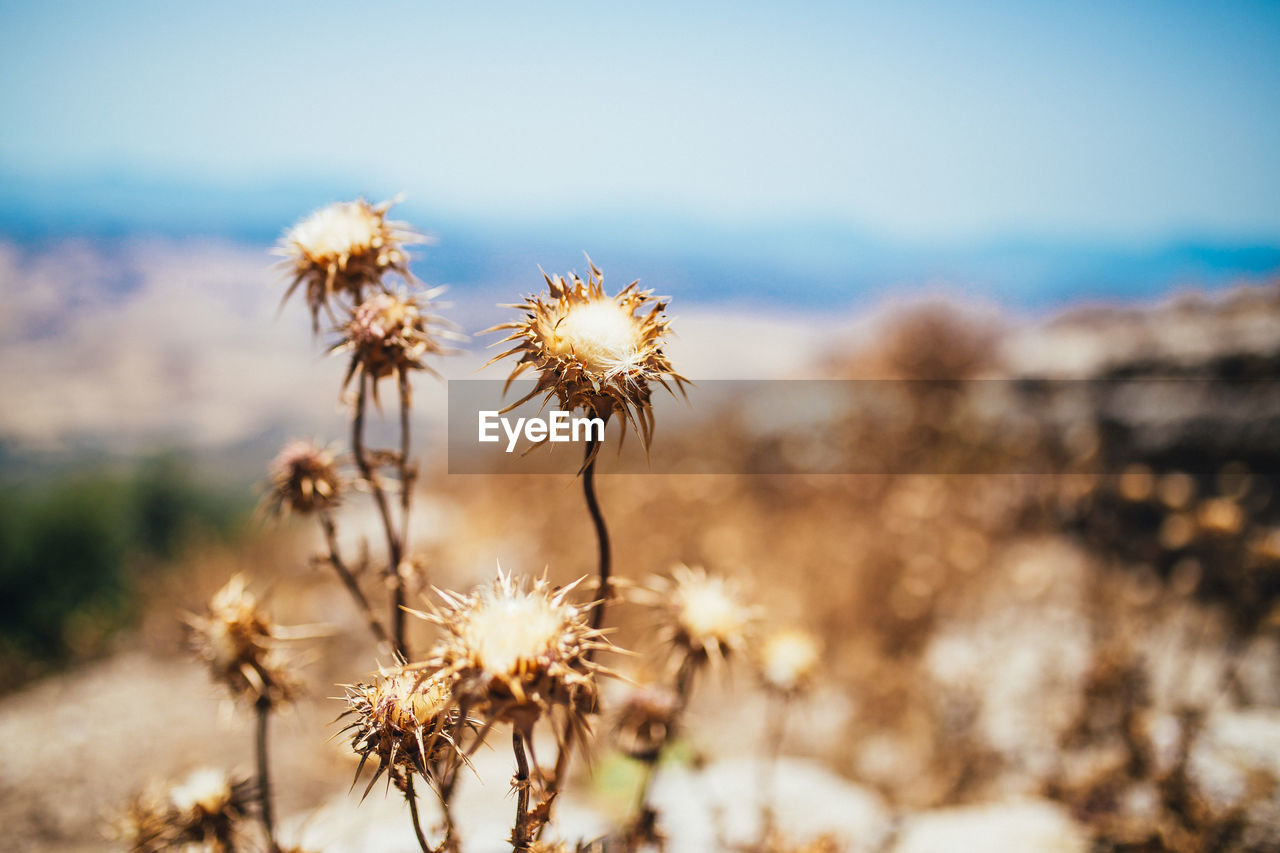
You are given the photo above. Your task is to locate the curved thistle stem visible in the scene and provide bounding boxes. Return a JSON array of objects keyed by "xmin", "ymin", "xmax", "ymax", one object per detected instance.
[
  {"xmin": 255, "ymin": 697, "xmax": 279, "ymax": 853},
  {"xmin": 317, "ymin": 509, "xmax": 393, "ymax": 653},
  {"xmin": 395, "ymin": 368, "xmax": 414, "ymax": 655},
  {"xmin": 511, "ymin": 729, "xmax": 534, "ymax": 852},
  {"xmin": 406, "ymin": 776, "xmax": 435, "ymax": 853},
  {"xmin": 540, "ymin": 433, "xmax": 611, "ymax": 834},
  {"xmin": 582, "ymin": 433, "xmax": 612, "ymax": 635},
  {"xmin": 351, "ymin": 372, "xmax": 408, "ymax": 658}
]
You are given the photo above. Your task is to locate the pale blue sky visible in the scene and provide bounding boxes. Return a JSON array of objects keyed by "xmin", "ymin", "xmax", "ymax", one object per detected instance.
[{"xmin": 2, "ymin": 0, "xmax": 1278, "ymax": 241}]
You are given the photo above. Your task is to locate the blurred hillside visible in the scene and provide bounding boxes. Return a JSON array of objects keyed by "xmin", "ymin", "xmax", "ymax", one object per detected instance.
[
  {"xmin": 1, "ymin": 248, "xmax": 1278, "ymax": 850},
  {"xmin": 3, "ymin": 173, "xmax": 1280, "ymax": 314}
]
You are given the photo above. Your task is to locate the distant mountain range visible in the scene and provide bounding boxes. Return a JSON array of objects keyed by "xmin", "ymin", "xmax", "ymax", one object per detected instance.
[{"xmin": 2, "ymin": 170, "xmax": 1278, "ymax": 314}]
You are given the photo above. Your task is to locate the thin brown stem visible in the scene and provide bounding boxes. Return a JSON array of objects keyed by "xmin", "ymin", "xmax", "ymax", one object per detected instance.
[
  {"xmin": 541, "ymin": 434, "xmax": 611, "ymax": 829},
  {"xmin": 254, "ymin": 697, "xmax": 278, "ymax": 853},
  {"xmin": 631, "ymin": 757, "xmax": 659, "ymax": 819},
  {"xmin": 671, "ymin": 648, "xmax": 699, "ymax": 716},
  {"xmin": 511, "ymin": 729, "xmax": 533, "ymax": 852},
  {"xmin": 351, "ymin": 373, "xmax": 407, "ymax": 658},
  {"xmin": 394, "ymin": 369, "xmax": 413, "ymax": 656},
  {"xmin": 406, "ymin": 776, "xmax": 435, "ymax": 853},
  {"xmin": 582, "ymin": 435, "xmax": 612, "ymax": 635},
  {"xmin": 318, "ymin": 509, "xmax": 392, "ymax": 653}
]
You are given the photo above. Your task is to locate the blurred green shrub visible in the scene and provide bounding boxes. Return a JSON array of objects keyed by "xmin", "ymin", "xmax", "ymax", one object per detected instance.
[{"xmin": 0, "ymin": 454, "xmax": 250, "ymax": 686}]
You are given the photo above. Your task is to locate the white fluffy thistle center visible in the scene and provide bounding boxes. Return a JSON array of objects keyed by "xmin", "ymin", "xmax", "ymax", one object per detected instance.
[
  {"xmin": 461, "ymin": 591, "xmax": 571, "ymax": 677},
  {"xmin": 761, "ymin": 629, "xmax": 821, "ymax": 691},
  {"xmin": 676, "ymin": 578, "xmax": 748, "ymax": 644},
  {"xmin": 168, "ymin": 768, "xmax": 231, "ymax": 814},
  {"xmin": 288, "ymin": 201, "xmax": 381, "ymax": 262},
  {"xmin": 547, "ymin": 299, "xmax": 644, "ymax": 376}
]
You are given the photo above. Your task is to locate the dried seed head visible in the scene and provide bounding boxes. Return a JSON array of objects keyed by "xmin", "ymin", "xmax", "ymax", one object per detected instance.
[
  {"xmin": 116, "ymin": 768, "xmax": 253, "ymax": 853},
  {"xmin": 758, "ymin": 627, "xmax": 822, "ymax": 694},
  {"xmin": 612, "ymin": 679, "xmax": 681, "ymax": 762},
  {"xmin": 277, "ymin": 197, "xmax": 421, "ymax": 329},
  {"xmin": 411, "ymin": 569, "xmax": 614, "ymax": 742},
  {"xmin": 487, "ymin": 257, "xmax": 687, "ymax": 453},
  {"xmin": 332, "ymin": 289, "xmax": 450, "ymax": 396},
  {"xmin": 339, "ymin": 666, "xmax": 463, "ymax": 796},
  {"xmin": 642, "ymin": 564, "xmax": 756, "ymax": 665},
  {"xmin": 266, "ymin": 439, "xmax": 342, "ymax": 516},
  {"xmin": 187, "ymin": 574, "xmax": 299, "ymax": 709}
]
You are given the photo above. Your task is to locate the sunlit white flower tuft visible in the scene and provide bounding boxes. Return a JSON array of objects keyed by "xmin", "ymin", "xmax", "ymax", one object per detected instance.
[
  {"xmin": 277, "ymin": 197, "xmax": 422, "ymax": 330},
  {"xmin": 758, "ymin": 627, "xmax": 822, "ymax": 693},
  {"xmin": 486, "ymin": 256, "xmax": 687, "ymax": 457},
  {"xmin": 409, "ymin": 568, "xmax": 617, "ymax": 747},
  {"xmin": 642, "ymin": 563, "xmax": 757, "ymax": 664}
]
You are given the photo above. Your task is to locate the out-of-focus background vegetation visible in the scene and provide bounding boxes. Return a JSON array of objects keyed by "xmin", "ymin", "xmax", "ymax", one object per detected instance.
[{"xmin": 2, "ymin": 2, "xmax": 1279, "ymax": 851}]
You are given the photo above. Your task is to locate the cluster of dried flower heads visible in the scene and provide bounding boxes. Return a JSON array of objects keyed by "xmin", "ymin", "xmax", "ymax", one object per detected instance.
[{"xmin": 116, "ymin": 199, "xmax": 837, "ymax": 853}]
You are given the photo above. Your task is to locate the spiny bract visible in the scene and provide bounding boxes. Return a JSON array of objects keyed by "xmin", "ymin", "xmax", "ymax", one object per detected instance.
[
  {"xmin": 339, "ymin": 666, "xmax": 464, "ymax": 797},
  {"xmin": 331, "ymin": 289, "xmax": 453, "ymax": 400},
  {"xmin": 277, "ymin": 197, "xmax": 421, "ymax": 330},
  {"xmin": 487, "ymin": 257, "xmax": 687, "ymax": 457},
  {"xmin": 409, "ymin": 569, "xmax": 616, "ymax": 749},
  {"xmin": 186, "ymin": 574, "xmax": 299, "ymax": 709}
]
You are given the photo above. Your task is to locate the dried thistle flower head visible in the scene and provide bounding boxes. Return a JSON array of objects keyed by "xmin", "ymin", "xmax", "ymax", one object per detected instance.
[
  {"xmin": 332, "ymin": 289, "xmax": 451, "ymax": 397},
  {"xmin": 487, "ymin": 257, "xmax": 687, "ymax": 451},
  {"xmin": 411, "ymin": 569, "xmax": 614, "ymax": 744},
  {"xmin": 758, "ymin": 627, "xmax": 822, "ymax": 694},
  {"xmin": 612, "ymin": 679, "xmax": 681, "ymax": 762},
  {"xmin": 339, "ymin": 666, "xmax": 464, "ymax": 797},
  {"xmin": 643, "ymin": 564, "xmax": 756, "ymax": 665},
  {"xmin": 266, "ymin": 439, "xmax": 342, "ymax": 516},
  {"xmin": 278, "ymin": 197, "xmax": 421, "ymax": 329},
  {"xmin": 117, "ymin": 768, "xmax": 253, "ymax": 853},
  {"xmin": 187, "ymin": 574, "xmax": 299, "ymax": 709}
]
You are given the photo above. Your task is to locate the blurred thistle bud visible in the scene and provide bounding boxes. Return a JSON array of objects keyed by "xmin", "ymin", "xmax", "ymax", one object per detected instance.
[
  {"xmin": 339, "ymin": 667, "xmax": 464, "ymax": 797},
  {"xmin": 757, "ymin": 627, "xmax": 822, "ymax": 695},
  {"xmin": 186, "ymin": 574, "xmax": 300, "ymax": 709},
  {"xmin": 332, "ymin": 290, "xmax": 453, "ymax": 399},
  {"xmin": 486, "ymin": 256, "xmax": 687, "ymax": 457},
  {"xmin": 116, "ymin": 768, "xmax": 253, "ymax": 853},
  {"xmin": 409, "ymin": 568, "xmax": 615, "ymax": 747},
  {"xmin": 641, "ymin": 563, "xmax": 757, "ymax": 666},
  {"xmin": 612, "ymin": 680, "xmax": 681, "ymax": 763},
  {"xmin": 266, "ymin": 439, "xmax": 342, "ymax": 517},
  {"xmin": 277, "ymin": 197, "xmax": 422, "ymax": 330}
]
